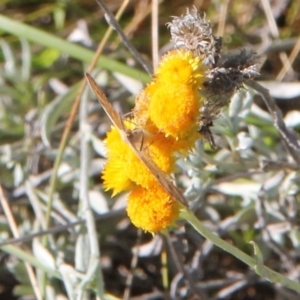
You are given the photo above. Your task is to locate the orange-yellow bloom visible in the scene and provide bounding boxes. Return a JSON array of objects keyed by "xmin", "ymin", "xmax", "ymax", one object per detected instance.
[
  {"xmin": 135, "ymin": 49, "xmax": 206, "ymax": 140},
  {"xmin": 155, "ymin": 49, "xmax": 205, "ymax": 86},
  {"xmin": 102, "ymin": 158, "xmax": 134, "ymax": 196},
  {"xmin": 102, "ymin": 48, "xmax": 207, "ymax": 232},
  {"xmin": 147, "ymin": 82, "xmax": 200, "ymax": 138},
  {"xmin": 102, "ymin": 126, "xmax": 157, "ymax": 195},
  {"xmin": 127, "ymin": 183, "xmax": 181, "ymax": 233},
  {"xmin": 146, "ymin": 133, "xmax": 177, "ymax": 172},
  {"xmin": 103, "ymin": 124, "xmax": 178, "ymax": 194}
]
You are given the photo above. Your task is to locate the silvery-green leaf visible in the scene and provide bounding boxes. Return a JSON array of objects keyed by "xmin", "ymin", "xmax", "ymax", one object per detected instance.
[
  {"xmin": 266, "ymin": 222, "xmax": 291, "ymax": 245},
  {"xmin": 68, "ymin": 20, "xmax": 92, "ymax": 47},
  {"xmin": 114, "ymin": 72, "xmax": 143, "ymax": 96},
  {"xmin": 250, "ymin": 103, "xmax": 273, "ymax": 122},
  {"xmin": 59, "ymin": 264, "xmax": 82, "ymax": 300},
  {"xmin": 259, "ymin": 81, "xmax": 300, "ymax": 99},
  {"xmin": 75, "ymin": 233, "xmax": 90, "ymax": 272},
  {"xmin": 20, "ymin": 38, "xmax": 31, "ymax": 81},
  {"xmin": 90, "ymin": 134, "xmax": 107, "ymax": 157},
  {"xmin": 49, "ymin": 78, "xmax": 68, "ymax": 95},
  {"xmin": 89, "ymin": 190, "xmax": 109, "ymax": 214},
  {"xmin": 13, "ymin": 163, "xmax": 24, "ymax": 187},
  {"xmin": 229, "ymin": 91, "xmax": 244, "ymax": 118},
  {"xmin": 284, "ymin": 110, "xmax": 300, "ymax": 128},
  {"xmin": 213, "ymin": 180, "xmax": 260, "ymax": 198},
  {"xmin": 132, "ymin": 235, "xmax": 163, "ymax": 257},
  {"xmin": 0, "ymin": 39, "xmax": 16, "ymax": 76},
  {"xmin": 33, "ymin": 239, "xmax": 55, "ymax": 270},
  {"xmin": 40, "ymin": 83, "xmax": 79, "ymax": 147},
  {"xmin": 289, "ymin": 228, "xmax": 300, "ymax": 249},
  {"xmin": 236, "ymin": 132, "xmax": 253, "ymax": 150}
]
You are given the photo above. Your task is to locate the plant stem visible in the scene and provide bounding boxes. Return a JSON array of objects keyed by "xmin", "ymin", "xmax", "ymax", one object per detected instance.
[{"xmin": 180, "ymin": 207, "xmax": 300, "ymax": 293}]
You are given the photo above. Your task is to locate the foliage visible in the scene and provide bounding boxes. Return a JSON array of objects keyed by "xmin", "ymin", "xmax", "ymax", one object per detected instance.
[{"xmin": 0, "ymin": 0, "xmax": 300, "ymax": 299}]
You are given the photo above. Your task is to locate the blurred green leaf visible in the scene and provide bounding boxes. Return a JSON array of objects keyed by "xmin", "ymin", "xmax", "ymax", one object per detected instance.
[
  {"xmin": 33, "ymin": 48, "xmax": 61, "ymax": 68},
  {"xmin": 0, "ymin": 14, "xmax": 150, "ymax": 83}
]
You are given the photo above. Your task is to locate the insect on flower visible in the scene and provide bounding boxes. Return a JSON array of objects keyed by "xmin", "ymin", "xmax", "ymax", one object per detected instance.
[{"xmin": 85, "ymin": 73, "xmax": 188, "ymax": 207}]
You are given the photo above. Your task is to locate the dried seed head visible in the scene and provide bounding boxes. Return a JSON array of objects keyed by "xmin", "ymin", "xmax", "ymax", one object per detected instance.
[
  {"xmin": 167, "ymin": 6, "xmax": 222, "ymax": 66},
  {"xmin": 167, "ymin": 7, "xmax": 260, "ymax": 148},
  {"xmin": 199, "ymin": 50, "xmax": 260, "ymax": 130},
  {"xmin": 205, "ymin": 50, "xmax": 260, "ymax": 94}
]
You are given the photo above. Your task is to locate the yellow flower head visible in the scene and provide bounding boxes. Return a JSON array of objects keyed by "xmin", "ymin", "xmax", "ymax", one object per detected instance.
[
  {"xmin": 102, "ymin": 158, "xmax": 134, "ymax": 196},
  {"xmin": 127, "ymin": 183, "xmax": 181, "ymax": 233},
  {"xmin": 145, "ymin": 132, "xmax": 177, "ymax": 172},
  {"xmin": 102, "ymin": 125, "xmax": 158, "ymax": 195},
  {"xmin": 147, "ymin": 82, "xmax": 200, "ymax": 139},
  {"xmin": 143, "ymin": 49, "xmax": 206, "ymax": 139},
  {"xmin": 155, "ymin": 49, "xmax": 206, "ymax": 86}
]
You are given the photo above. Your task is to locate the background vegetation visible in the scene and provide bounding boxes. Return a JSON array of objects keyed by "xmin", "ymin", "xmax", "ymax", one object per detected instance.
[{"xmin": 0, "ymin": 0, "xmax": 300, "ymax": 299}]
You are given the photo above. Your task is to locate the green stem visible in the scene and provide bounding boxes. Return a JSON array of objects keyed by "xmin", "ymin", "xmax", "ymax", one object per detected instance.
[{"xmin": 180, "ymin": 208, "xmax": 300, "ymax": 293}]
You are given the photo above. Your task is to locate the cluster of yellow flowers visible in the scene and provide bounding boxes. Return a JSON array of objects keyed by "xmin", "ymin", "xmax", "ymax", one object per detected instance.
[
  {"xmin": 102, "ymin": 49, "xmax": 207, "ymax": 233},
  {"xmin": 96, "ymin": 6, "xmax": 259, "ymax": 233}
]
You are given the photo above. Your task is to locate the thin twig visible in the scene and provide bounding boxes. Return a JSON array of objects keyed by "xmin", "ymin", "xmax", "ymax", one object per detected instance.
[
  {"xmin": 216, "ymin": 0, "xmax": 229, "ymax": 37},
  {"xmin": 0, "ymin": 209, "xmax": 124, "ymax": 247},
  {"xmin": 151, "ymin": 0, "xmax": 159, "ymax": 69},
  {"xmin": 256, "ymin": 193, "xmax": 293, "ymax": 271},
  {"xmin": 96, "ymin": 0, "xmax": 153, "ymax": 75},
  {"xmin": 0, "ymin": 184, "xmax": 43, "ymax": 300},
  {"xmin": 246, "ymin": 80, "xmax": 300, "ymax": 165},
  {"xmin": 277, "ymin": 35, "xmax": 300, "ymax": 81},
  {"xmin": 260, "ymin": 0, "xmax": 291, "ymax": 81},
  {"xmin": 123, "ymin": 229, "xmax": 142, "ymax": 300},
  {"xmin": 166, "ymin": 232, "xmax": 206, "ymax": 299}
]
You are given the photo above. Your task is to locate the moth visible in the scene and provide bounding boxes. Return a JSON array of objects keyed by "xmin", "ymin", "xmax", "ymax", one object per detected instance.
[{"xmin": 85, "ymin": 73, "xmax": 188, "ymax": 207}]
